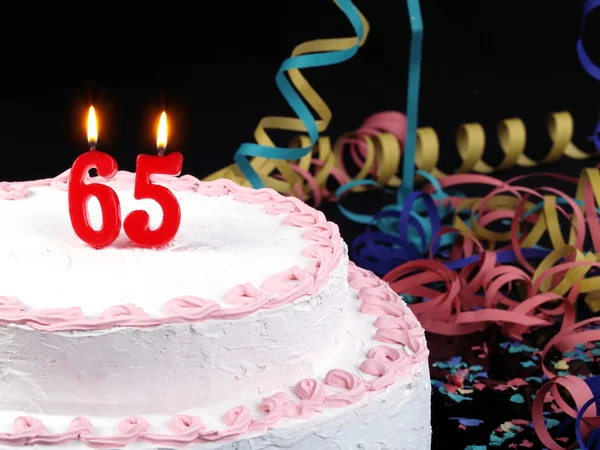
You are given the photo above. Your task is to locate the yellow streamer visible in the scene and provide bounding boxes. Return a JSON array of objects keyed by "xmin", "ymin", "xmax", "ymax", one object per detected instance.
[
  {"xmin": 445, "ymin": 166, "xmax": 600, "ymax": 312},
  {"xmin": 205, "ymin": 109, "xmax": 596, "ymax": 203},
  {"xmin": 204, "ymin": 1, "xmax": 370, "ymax": 194}
]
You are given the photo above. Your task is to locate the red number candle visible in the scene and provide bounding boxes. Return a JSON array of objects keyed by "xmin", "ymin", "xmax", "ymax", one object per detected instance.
[
  {"xmin": 68, "ymin": 106, "xmax": 122, "ymax": 249},
  {"xmin": 124, "ymin": 112, "xmax": 183, "ymax": 248}
]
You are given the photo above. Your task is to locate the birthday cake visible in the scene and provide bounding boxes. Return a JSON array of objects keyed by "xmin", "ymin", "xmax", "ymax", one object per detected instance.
[{"xmin": 0, "ymin": 171, "xmax": 431, "ymax": 449}]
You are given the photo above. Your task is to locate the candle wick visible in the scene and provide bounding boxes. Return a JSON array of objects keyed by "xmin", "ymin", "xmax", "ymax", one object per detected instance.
[{"xmin": 158, "ymin": 147, "xmax": 165, "ymax": 157}]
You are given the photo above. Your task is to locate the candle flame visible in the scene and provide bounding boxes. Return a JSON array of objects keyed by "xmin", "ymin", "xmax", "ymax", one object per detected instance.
[
  {"xmin": 87, "ymin": 106, "xmax": 98, "ymax": 148},
  {"xmin": 157, "ymin": 111, "xmax": 168, "ymax": 154}
]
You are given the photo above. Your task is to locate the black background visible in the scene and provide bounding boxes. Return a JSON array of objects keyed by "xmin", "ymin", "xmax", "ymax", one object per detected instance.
[
  {"xmin": 1, "ymin": 1, "xmax": 599, "ymax": 449},
  {"xmin": 0, "ymin": 0, "xmax": 598, "ymax": 181}
]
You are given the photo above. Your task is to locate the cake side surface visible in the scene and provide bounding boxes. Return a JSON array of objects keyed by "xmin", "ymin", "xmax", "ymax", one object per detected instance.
[
  {"xmin": 0, "ymin": 172, "xmax": 348, "ymax": 415},
  {"xmin": 0, "ymin": 261, "xmax": 431, "ymax": 449}
]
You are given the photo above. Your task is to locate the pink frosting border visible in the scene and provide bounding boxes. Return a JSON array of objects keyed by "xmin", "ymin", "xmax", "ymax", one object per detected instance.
[
  {"xmin": 0, "ymin": 262, "xmax": 429, "ymax": 448},
  {"xmin": 0, "ymin": 170, "xmax": 344, "ymax": 332}
]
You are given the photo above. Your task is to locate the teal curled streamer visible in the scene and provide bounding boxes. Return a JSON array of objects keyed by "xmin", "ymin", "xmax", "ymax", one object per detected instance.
[
  {"xmin": 233, "ymin": 0, "xmax": 365, "ymax": 189},
  {"xmin": 334, "ymin": 0, "xmax": 424, "ymax": 220},
  {"xmin": 399, "ymin": 0, "xmax": 424, "ymax": 197}
]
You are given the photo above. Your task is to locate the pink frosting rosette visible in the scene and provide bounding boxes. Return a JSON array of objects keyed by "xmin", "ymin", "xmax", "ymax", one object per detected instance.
[
  {"xmin": 101, "ymin": 304, "xmax": 148, "ymax": 319},
  {"xmin": 143, "ymin": 415, "xmax": 206, "ymax": 447},
  {"xmin": 0, "ymin": 182, "xmax": 29, "ymax": 200},
  {"xmin": 200, "ymin": 406, "xmax": 252, "ymax": 442},
  {"xmin": 196, "ymin": 182, "xmax": 230, "ymax": 197},
  {"xmin": 0, "ymin": 296, "xmax": 25, "ymax": 315},
  {"xmin": 294, "ymin": 378, "xmax": 328, "ymax": 417},
  {"xmin": 261, "ymin": 266, "xmax": 313, "ymax": 308},
  {"xmin": 24, "ymin": 307, "xmax": 86, "ymax": 330},
  {"xmin": 169, "ymin": 415, "xmax": 205, "ymax": 437},
  {"xmin": 28, "ymin": 417, "xmax": 93, "ymax": 446},
  {"xmin": 249, "ymin": 394, "xmax": 287, "ymax": 432},
  {"xmin": 347, "ymin": 261, "xmax": 386, "ymax": 290},
  {"xmin": 304, "ymin": 222, "xmax": 334, "ymax": 241},
  {"xmin": 211, "ymin": 283, "xmax": 270, "ymax": 320},
  {"xmin": 283, "ymin": 210, "xmax": 325, "ymax": 227},
  {"xmin": 323, "ymin": 369, "xmax": 366, "ymax": 407},
  {"xmin": 231, "ymin": 188, "xmax": 277, "ymax": 204},
  {"xmin": 0, "ymin": 417, "xmax": 46, "ymax": 446},
  {"xmin": 263, "ymin": 198, "xmax": 301, "ymax": 215},
  {"xmin": 164, "ymin": 296, "xmax": 220, "ymax": 321}
]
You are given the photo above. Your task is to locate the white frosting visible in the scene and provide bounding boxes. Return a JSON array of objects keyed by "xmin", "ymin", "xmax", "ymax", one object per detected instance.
[
  {"xmin": 0, "ymin": 285, "xmax": 431, "ymax": 450},
  {"xmin": 0, "ymin": 259, "xmax": 347, "ymax": 416},
  {"xmin": 0, "ymin": 176, "xmax": 431, "ymax": 448},
  {"xmin": 0, "ymin": 187, "xmax": 311, "ymax": 315}
]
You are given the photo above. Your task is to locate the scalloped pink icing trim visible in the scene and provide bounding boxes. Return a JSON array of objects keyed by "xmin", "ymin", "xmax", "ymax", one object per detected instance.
[
  {"xmin": 0, "ymin": 262, "xmax": 429, "ymax": 448},
  {"xmin": 0, "ymin": 170, "xmax": 344, "ymax": 331}
]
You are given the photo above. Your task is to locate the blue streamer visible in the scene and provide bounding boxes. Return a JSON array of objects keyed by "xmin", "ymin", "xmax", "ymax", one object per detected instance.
[
  {"xmin": 575, "ymin": 376, "xmax": 600, "ymax": 450},
  {"xmin": 577, "ymin": 0, "xmax": 600, "ymax": 82},
  {"xmin": 577, "ymin": 0, "xmax": 600, "ymax": 151},
  {"xmin": 346, "ymin": 164, "xmax": 563, "ymax": 277},
  {"xmin": 233, "ymin": 0, "xmax": 365, "ymax": 189}
]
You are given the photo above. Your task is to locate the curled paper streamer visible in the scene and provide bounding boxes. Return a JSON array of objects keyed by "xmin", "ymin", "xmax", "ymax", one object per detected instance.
[
  {"xmin": 204, "ymin": 0, "xmax": 594, "ymax": 205},
  {"xmin": 334, "ymin": 111, "xmax": 595, "ymax": 223},
  {"xmin": 334, "ymin": 110, "xmax": 593, "ymax": 214},
  {"xmin": 207, "ymin": 109, "xmax": 594, "ymax": 207},
  {"xmin": 532, "ymin": 375, "xmax": 600, "ymax": 450},
  {"xmin": 204, "ymin": 0, "xmax": 370, "ymax": 192},
  {"xmin": 349, "ymin": 167, "xmax": 600, "ymax": 337},
  {"xmin": 203, "ymin": 0, "xmax": 426, "ymax": 202},
  {"xmin": 399, "ymin": 0, "xmax": 423, "ymax": 193}
]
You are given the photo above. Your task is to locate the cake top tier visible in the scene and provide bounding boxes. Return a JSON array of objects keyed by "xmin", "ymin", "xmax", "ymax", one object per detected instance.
[{"xmin": 0, "ymin": 171, "xmax": 344, "ymax": 331}]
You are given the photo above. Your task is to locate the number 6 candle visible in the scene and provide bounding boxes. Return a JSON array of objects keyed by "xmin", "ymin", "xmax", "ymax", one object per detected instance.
[
  {"xmin": 68, "ymin": 106, "xmax": 121, "ymax": 249},
  {"xmin": 123, "ymin": 112, "xmax": 183, "ymax": 248}
]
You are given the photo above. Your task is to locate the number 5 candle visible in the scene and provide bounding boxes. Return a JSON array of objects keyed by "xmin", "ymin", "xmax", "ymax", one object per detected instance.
[{"xmin": 123, "ymin": 112, "xmax": 183, "ymax": 248}]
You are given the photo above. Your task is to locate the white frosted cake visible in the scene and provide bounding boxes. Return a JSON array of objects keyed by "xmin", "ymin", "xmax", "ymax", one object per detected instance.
[{"xmin": 0, "ymin": 170, "xmax": 431, "ymax": 449}]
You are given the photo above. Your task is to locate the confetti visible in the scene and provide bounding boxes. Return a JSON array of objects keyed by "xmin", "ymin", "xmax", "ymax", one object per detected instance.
[
  {"xmin": 553, "ymin": 360, "xmax": 569, "ymax": 370},
  {"xmin": 450, "ymin": 418, "xmax": 485, "ymax": 427},
  {"xmin": 563, "ymin": 349, "xmax": 593, "ymax": 363},
  {"xmin": 510, "ymin": 394, "xmax": 525, "ymax": 404},
  {"xmin": 444, "ymin": 383, "xmax": 459, "ymax": 394},
  {"xmin": 520, "ymin": 361, "xmax": 536, "ymax": 368},
  {"xmin": 511, "ymin": 419, "xmax": 530, "ymax": 426},
  {"xmin": 490, "ymin": 430, "xmax": 516, "ymax": 447},
  {"xmin": 500, "ymin": 421, "xmax": 519, "ymax": 432},
  {"xmin": 448, "ymin": 392, "xmax": 473, "ymax": 403},
  {"xmin": 493, "ymin": 385, "xmax": 511, "ymax": 392},
  {"xmin": 525, "ymin": 377, "xmax": 543, "ymax": 384},
  {"xmin": 507, "ymin": 343, "xmax": 539, "ymax": 354},
  {"xmin": 448, "ymin": 356, "xmax": 463, "ymax": 366},
  {"xmin": 447, "ymin": 373, "xmax": 466, "ymax": 388},
  {"xmin": 544, "ymin": 418, "xmax": 560, "ymax": 429}
]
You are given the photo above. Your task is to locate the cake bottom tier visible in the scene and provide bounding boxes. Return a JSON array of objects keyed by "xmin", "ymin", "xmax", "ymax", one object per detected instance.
[{"xmin": 0, "ymin": 263, "xmax": 431, "ymax": 450}]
